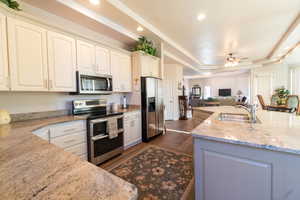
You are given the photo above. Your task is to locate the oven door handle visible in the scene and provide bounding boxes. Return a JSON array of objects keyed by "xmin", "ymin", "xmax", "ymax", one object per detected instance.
[
  {"xmin": 90, "ymin": 118, "xmax": 108, "ymax": 124},
  {"xmin": 91, "ymin": 134, "xmax": 109, "ymax": 141},
  {"xmin": 107, "ymin": 78, "xmax": 111, "ymax": 91}
]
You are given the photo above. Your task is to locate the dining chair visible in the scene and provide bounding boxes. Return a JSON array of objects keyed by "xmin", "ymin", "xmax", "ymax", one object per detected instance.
[
  {"xmin": 257, "ymin": 95, "xmax": 269, "ymax": 110},
  {"xmin": 270, "ymin": 95, "xmax": 279, "ymax": 106},
  {"xmin": 287, "ymin": 95, "xmax": 300, "ymax": 113}
]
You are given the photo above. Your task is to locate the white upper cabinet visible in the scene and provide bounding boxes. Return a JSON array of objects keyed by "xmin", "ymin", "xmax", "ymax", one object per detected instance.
[
  {"xmin": 76, "ymin": 39, "xmax": 96, "ymax": 73},
  {"xmin": 132, "ymin": 51, "xmax": 161, "ymax": 91},
  {"xmin": 0, "ymin": 13, "xmax": 9, "ymax": 91},
  {"xmin": 95, "ymin": 46, "xmax": 110, "ymax": 75},
  {"xmin": 110, "ymin": 51, "xmax": 120, "ymax": 91},
  {"xmin": 7, "ymin": 18, "xmax": 48, "ymax": 91},
  {"xmin": 140, "ymin": 54, "xmax": 151, "ymax": 77},
  {"xmin": 151, "ymin": 58, "xmax": 160, "ymax": 78},
  {"xmin": 47, "ymin": 31, "xmax": 76, "ymax": 92},
  {"xmin": 120, "ymin": 54, "xmax": 132, "ymax": 92},
  {"xmin": 111, "ymin": 51, "xmax": 132, "ymax": 92},
  {"xmin": 138, "ymin": 52, "xmax": 160, "ymax": 78}
]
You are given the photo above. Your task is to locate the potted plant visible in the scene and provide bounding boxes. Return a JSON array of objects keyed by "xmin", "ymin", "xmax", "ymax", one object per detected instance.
[
  {"xmin": 133, "ymin": 36, "xmax": 157, "ymax": 57},
  {"xmin": 274, "ymin": 87, "xmax": 290, "ymax": 105},
  {"xmin": 0, "ymin": 0, "xmax": 21, "ymax": 10}
]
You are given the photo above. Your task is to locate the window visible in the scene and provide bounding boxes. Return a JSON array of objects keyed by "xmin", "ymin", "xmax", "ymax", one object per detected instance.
[
  {"xmin": 204, "ymin": 86, "xmax": 211, "ymax": 99},
  {"xmin": 290, "ymin": 67, "xmax": 300, "ymax": 95}
]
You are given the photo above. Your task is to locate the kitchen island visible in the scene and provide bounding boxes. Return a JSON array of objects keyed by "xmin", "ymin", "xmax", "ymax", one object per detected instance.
[
  {"xmin": 192, "ymin": 106, "xmax": 300, "ymax": 200},
  {"xmin": 0, "ymin": 115, "xmax": 138, "ymax": 200}
]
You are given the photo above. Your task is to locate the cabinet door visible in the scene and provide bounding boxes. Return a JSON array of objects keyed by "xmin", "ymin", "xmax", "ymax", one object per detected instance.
[
  {"xmin": 95, "ymin": 46, "xmax": 110, "ymax": 75},
  {"xmin": 140, "ymin": 55, "xmax": 150, "ymax": 77},
  {"xmin": 124, "ymin": 114, "xmax": 132, "ymax": 147},
  {"xmin": 48, "ymin": 31, "xmax": 76, "ymax": 92},
  {"xmin": 131, "ymin": 112, "xmax": 142, "ymax": 142},
  {"xmin": 8, "ymin": 18, "xmax": 48, "ymax": 91},
  {"xmin": 111, "ymin": 51, "xmax": 132, "ymax": 92},
  {"xmin": 76, "ymin": 40, "xmax": 95, "ymax": 73},
  {"xmin": 151, "ymin": 58, "xmax": 160, "ymax": 78},
  {"xmin": 0, "ymin": 13, "xmax": 9, "ymax": 91},
  {"xmin": 110, "ymin": 51, "xmax": 121, "ymax": 92},
  {"xmin": 120, "ymin": 54, "xmax": 132, "ymax": 92}
]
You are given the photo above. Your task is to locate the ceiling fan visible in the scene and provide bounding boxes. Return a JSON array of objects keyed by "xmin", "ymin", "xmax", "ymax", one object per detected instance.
[{"xmin": 224, "ymin": 53, "xmax": 248, "ymax": 67}]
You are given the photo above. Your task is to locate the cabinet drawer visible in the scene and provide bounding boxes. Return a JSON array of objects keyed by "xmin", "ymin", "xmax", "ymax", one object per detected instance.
[
  {"xmin": 50, "ymin": 131, "xmax": 86, "ymax": 149},
  {"xmin": 50, "ymin": 120, "xmax": 86, "ymax": 138},
  {"xmin": 64, "ymin": 142, "xmax": 87, "ymax": 156}
]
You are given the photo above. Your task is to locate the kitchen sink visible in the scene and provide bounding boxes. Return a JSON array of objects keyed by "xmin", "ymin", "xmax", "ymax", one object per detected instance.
[{"xmin": 218, "ymin": 113, "xmax": 260, "ymax": 123}]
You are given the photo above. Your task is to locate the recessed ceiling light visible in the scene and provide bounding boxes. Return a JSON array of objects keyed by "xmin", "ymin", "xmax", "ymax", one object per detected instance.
[
  {"xmin": 197, "ymin": 14, "xmax": 206, "ymax": 21},
  {"xmin": 89, "ymin": 0, "xmax": 100, "ymax": 5},
  {"xmin": 137, "ymin": 26, "xmax": 144, "ymax": 32}
]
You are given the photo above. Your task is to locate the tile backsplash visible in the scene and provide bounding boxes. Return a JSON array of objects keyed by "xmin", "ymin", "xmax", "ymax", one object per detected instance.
[{"xmin": 0, "ymin": 92, "xmax": 131, "ymax": 114}]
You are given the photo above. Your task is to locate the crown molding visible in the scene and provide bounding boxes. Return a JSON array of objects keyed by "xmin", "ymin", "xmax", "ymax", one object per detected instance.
[
  {"xmin": 56, "ymin": 0, "xmax": 139, "ymax": 41},
  {"xmin": 106, "ymin": 0, "xmax": 204, "ymax": 66}
]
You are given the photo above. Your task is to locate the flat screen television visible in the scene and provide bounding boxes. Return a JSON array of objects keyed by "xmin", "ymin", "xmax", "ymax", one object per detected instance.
[{"xmin": 219, "ymin": 89, "xmax": 231, "ymax": 96}]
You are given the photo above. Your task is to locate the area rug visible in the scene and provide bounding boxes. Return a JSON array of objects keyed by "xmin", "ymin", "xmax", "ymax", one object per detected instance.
[{"xmin": 108, "ymin": 145, "xmax": 194, "ymax": 200}]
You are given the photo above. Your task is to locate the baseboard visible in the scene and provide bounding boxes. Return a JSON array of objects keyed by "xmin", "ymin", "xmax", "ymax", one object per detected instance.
[{"xmin": 124, "ymin": 139, "xmax": 142, "ymax": 150}]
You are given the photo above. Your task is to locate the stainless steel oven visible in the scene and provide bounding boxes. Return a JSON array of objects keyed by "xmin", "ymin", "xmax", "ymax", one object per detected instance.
[
  {"xmin": 75, "ymin": 71, "xmax": 112, "ymax": 94},
  {"xmin": 88, "ymin": 115, "xmax": 124, "ymax": 165},
  {"xmin": 73, "ymin": 99, "xmax": 124, "ymax": 165}
]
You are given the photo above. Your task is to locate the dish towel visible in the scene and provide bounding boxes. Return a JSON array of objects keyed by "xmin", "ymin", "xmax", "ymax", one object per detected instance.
[{"xmin": 108, "ymin": 118, "xmax": 118, "ymax": 139}]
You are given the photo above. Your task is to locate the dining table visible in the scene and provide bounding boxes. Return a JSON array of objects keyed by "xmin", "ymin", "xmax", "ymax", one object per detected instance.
[{"xmin": 268, "ymin": 104, "xmax": 293, "ymax": 112}]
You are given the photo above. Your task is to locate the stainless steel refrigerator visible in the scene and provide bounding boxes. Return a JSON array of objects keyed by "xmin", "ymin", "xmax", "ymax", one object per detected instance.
[{"xmin": 141, "ymin": 77, "xmax": 164, "ymax": 142}]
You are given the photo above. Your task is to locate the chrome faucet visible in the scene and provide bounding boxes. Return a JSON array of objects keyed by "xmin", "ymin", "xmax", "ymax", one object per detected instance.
[{"xmin": 235, "ymin": 104, "xmax": 257, "ymax": 123}]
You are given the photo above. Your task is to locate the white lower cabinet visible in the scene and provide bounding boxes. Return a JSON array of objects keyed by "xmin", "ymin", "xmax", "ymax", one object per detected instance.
[
  {"xmin": 32, "ymin": 120, "xmax": 88, "ymax": 160},
  {"xmin": 194, "ymin": 138, "xmax": 300, "ymax": 200},
  {"xmin": 64, "ymin": 142, "xmax": 87, "ymax": 156},
  {"xmin": 49, "ymin": 121, "xmax": 87, "ymax": 160},
  {"xmin": 124, "ymin": 111, "xmax": 142, "ymax": 149}
]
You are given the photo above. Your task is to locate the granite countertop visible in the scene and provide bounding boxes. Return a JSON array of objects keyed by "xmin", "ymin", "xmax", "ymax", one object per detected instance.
[
  {"xmin": 192, "ymin": 106, "xmax": 300, "ymax": 155},
  {"xmin": 116, "ymin": 105, "xmax": 141, "ymax": 113},
  {"xmin": 0, "ymin": 114, "xmax": 138, "ymax": 199}
]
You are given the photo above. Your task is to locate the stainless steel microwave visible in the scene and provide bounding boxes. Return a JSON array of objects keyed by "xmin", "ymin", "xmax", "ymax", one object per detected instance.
[{"xmin": 75, "ymin": 71, "xmax": 113, "ymax": 94}]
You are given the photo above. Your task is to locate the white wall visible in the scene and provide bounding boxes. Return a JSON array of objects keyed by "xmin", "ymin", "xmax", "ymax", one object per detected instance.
[
  {"xmin": 0, "ymin": 92, "xmax": 127, "ymax": 114},
  {"xmin": 251, "ymin": 63, "xmax": 289, "ymax": 104},
  {"xmin": 290, "ymin": 65, "xmax": 300, "ymax": 95},
  {"xmin": 188, "ymin": 72, "xmax": 250, "ymax": 99},
  {"xmin": 163, "ymin": 64, "xmax": 183, "ymax": 120}
]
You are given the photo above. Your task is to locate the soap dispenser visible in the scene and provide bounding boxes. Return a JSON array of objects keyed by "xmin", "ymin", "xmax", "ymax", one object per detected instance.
[{"xmin": 122, "ymin": 96, "xmax": 127, "ymax": 109}]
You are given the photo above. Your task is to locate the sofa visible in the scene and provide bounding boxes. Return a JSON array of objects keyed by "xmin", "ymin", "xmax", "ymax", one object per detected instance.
[{"xmin": 190, "ymin": 96, "xmax": 237, "ymax": 107}]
